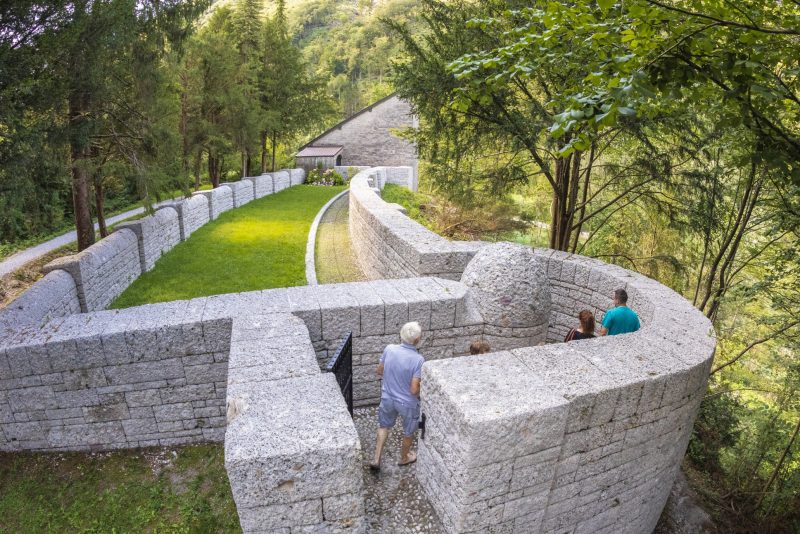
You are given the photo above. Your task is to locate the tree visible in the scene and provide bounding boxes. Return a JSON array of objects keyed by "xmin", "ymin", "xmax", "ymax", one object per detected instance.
[
  {"xmin": 0, "ymin": 0, "xmax": 207, "ymax": 250},
  {"xmin": 389, "ymin": 0, "xmax": 672, "ymax": 251},
  {"xmin": 259, "ymin": 2, "xmax": 334, "ymax": 172}
]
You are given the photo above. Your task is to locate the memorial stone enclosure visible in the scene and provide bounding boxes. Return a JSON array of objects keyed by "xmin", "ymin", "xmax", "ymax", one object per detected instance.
[{"xmin": 0, "ymin": 167, "xmax": 715, "ymax": 533}]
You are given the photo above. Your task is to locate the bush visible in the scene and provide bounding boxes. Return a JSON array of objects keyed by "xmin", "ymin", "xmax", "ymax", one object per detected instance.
[{"xmin": 307, "ymin": 167, "xmax": 345, "ymax": 186}]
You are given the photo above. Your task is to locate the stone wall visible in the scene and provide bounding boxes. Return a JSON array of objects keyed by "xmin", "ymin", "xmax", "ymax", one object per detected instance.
[
  {"xmin": 349, "ymin": 167, "xmax": 484, "ymax": 280},
  {"xmin": 41, "ymin": 229, "xmax": 142, "ymax": 313},
  {"xmin": 116, "ymin": 207, "xmax": 181, "ymax": 272},
  {"xmin": 289, "ymin": 168, "xmax": 306, "ymax": 186},
  {"xmin": 0, "ymin": 270, "xmax": 81, "ymax": 330},
  {"xmin": 0, "ymin": 277, "xmax": 479, "ymax": 451},
  {"xmin": 416, "ymin": 250, "xmax": 716, "ymax": 534},
  {"xmin": 193, "ymin": 185, "xmax": 233, "ymax": 220},
  {"xmin": 2, "ymin": 169, "xmax": 304, "ymax": 328},
  {"xmin": 250, "ymin": 174, "xmax": 274, "ymax": 198},
  {"xmin": 307, "ymin": 95, "xmax": 417, "ymax": 173},
  {"xmin": 269, "ymin": 170, "xmax": 291, "ymax": 192},
  {"xmin": 221, "ymin": 180, "xmax": 255, "ymax": 208},
  {"xmin": 224, "ymin": 314, "xmax": 364, "ymax": 532},
  {"xmin": 334, "ymin": 165, "xmax": 370, "ymax": 180},
  {"xmin": 162, "ymin": 194, "xmax": 210, "ymax": 241},
  {"xmin": 0, "ymin": 300, "xmax": 229, "ymax": 451}
]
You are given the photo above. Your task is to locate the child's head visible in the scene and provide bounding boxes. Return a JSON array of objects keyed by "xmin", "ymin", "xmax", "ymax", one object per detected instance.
[{"xmin": 469, "ymin": 340, "xmax": 491, "ymax": 355}]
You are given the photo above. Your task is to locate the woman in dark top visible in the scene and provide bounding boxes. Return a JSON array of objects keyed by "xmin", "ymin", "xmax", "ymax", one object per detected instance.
[{"xmin": 565, "ymin": 310, "xmax": 596, "ymax": 342}]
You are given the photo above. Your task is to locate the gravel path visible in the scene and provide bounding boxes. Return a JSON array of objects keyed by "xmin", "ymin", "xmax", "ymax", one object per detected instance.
[
  {"xmin": 315, "ymin": 191, "xmax": 367, "ymax": 284},
  {"xmin": 354, "ymin": 406, "xmax": 443, "ymax": 533}
]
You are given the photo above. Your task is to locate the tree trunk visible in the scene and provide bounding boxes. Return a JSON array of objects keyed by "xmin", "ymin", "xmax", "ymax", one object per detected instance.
[
  {"xmin": 180, "ymin": 78, "xmax": 191, "ymax": 195},
  {"xmin": 271, "ymin": 133, "xmax": 277, "ymax": 172},
  {"xmin": 570, "ymin": 143, "xmax": 594, "ymax": 253},
  {"xmin": 94, "ymin": 176, "xmax": 107, "ymax": 238},
  {"xmin": 193, "ymin": 149, "xmax": 202, "ymax": 191},
  {"xmin": 208, "ymin": 153, "xmax": 220, "ymax": 188},
  {"xmin": 68, "ymin": 94, "xmax": 95, "ymax": 251},
  {"xmin": 755, "ymin": 416, "xmax": 800, "ymax": 510},
  {"xmin": 549, "ymin": 154, "xmax": 572, "ymax": 251},
  {"xmin": 260, "ymin": 131, "xmax": 268, "ymax": 173}
]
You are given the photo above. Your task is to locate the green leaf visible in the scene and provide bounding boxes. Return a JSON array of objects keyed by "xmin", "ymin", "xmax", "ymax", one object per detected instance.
[{"xmin": 597, "ymin": 0, "xmax": 614, "ymax": 12}]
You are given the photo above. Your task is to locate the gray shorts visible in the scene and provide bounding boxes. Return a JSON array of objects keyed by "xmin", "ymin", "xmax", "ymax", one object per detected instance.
[{"xmin": 378, "ymin": 397, "xmax": 419, "ymax": 437}]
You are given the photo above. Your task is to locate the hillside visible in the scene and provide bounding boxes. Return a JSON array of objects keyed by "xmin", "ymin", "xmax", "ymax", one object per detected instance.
[{"xmin": 287, "ymin": 0, "xmax": 421, "ymax": 117}]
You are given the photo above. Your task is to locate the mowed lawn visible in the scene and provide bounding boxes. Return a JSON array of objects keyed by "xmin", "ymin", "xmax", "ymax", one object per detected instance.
[{"xmin": 112, "ymin": 185, "xmax": 345, "ymax": 308}]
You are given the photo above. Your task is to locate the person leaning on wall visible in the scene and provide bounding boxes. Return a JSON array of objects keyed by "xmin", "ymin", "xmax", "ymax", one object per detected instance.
[
  {"xmin": 564, "ymin": 310, "xmax": 596, "ymax": 342},
  {"xmin": 370, "ymin": 321, "xmax": 425, "ymax": 471},
  {"xmin": 598, "ymin": 288, "xmax": 640, "ymax": 336}
]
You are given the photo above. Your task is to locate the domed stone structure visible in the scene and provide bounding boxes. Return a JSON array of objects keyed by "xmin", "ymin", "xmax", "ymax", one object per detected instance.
[{"xmin": 460, "ymin": 242, "xmax": 551, "ymax": 331}]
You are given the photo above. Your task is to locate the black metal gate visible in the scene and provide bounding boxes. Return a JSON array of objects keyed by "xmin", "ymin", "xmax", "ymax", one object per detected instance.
[{"xmin": 326, "ymin": 332, "xmax": 353, "ymax": 416}]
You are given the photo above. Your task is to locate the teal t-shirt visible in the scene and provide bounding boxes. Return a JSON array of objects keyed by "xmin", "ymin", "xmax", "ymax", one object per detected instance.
[{"xmin": 601, "ymin": 306, "xmax": 640, "ymax": 335}]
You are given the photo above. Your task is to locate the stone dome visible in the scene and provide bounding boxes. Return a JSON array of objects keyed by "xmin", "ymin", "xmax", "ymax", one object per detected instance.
[{"xmin": 460, "ymin": 242, "xmax": 551, "ymax": 329}]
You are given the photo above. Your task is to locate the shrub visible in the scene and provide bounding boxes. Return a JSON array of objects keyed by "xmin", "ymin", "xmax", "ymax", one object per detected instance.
[{"xmin": 307, "ymin": 167, "xmax": 344, "ymax": 186}]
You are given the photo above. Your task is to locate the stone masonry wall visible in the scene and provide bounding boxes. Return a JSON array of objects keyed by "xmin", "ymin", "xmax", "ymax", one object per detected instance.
[
  {"xmin": 416, "ymin": 250, "xmax": 716, "ymax": 534},
  {"xmin": 309, "ymin": 95, "xmax": 417, "ymax": 172},
  {"xmin": 334, "ymin": 165, "xmax": 370, "ymax": 180},
  {"xmin": 116, "ymin": 207, "xmax": 181, "ymax": 272},
  {"xmin": 349, "ymin": 167, "xmax": 484, "ymax": 280},
  {"xmin": 221, "ymin": 180, "xmax": 255, "ymax": 208},
  {"xmin": 289, "ymin": 168, "xmax": 306, "ymax": 186},
  {"xmin": 250, "ymin": 174, "xmax": 274, "ymax": 198},
  {"xmin": 224, "ymin": 314, "xmax": 365, "ymax": 533},
  {"xmin": 3, "ymin": 170, "xmax": 303, "ymax": 326},
  {"xmin": 163, "ymin": 194, "xmax": 210, "ymax": 241},
  {"xmin": 0, "ymin": 277, "xmax": 485, "ymax": 451},
  {"xmin": 0, "ymin": 299, "xmax": 229, "ymax": 451},
  {"xmin": 0, "ymin": 270, "xmax": 81, "ymax": 330},
  {"xmin": 41, "ymin": 229, "xmax": 142, "ymax": 313},
  {"xmin": 269, "ymin": 170, "xmax": 291, "ymax": 192},
  {"xmin": 193, "ymin": 185, "xmax": 233, "ymax": 220}
]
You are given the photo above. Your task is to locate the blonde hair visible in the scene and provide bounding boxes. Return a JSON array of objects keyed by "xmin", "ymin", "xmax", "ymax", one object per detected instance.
[{"xmin": 400, "ymin": 321, "xmax": 422, "ymax": 345}]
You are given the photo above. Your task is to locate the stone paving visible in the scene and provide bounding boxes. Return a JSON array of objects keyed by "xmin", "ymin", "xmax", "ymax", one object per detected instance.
[{"xmin": 354, "ymin": 406, "xmax": 443, "ymax": 534}]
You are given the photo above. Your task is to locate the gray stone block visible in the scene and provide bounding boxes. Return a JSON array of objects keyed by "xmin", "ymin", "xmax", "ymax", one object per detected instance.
[{"xmin": 225, "ymin": 374, "xmax": 362, "ymax": 509}]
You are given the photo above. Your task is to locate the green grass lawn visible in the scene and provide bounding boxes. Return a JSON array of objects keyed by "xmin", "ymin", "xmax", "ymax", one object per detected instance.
[
  {"xmin": 0, "ymin": 444, "xmax": 240, "ymax": 533},
  {"xmin": 112, "ymin": 185, "xmax": 345, "ymax": 308}
]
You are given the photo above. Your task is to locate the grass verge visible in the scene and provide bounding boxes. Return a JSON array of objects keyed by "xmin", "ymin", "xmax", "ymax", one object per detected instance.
[
  {"xmin": 0, "ymin": 444, "xmax": 240, "ymax": 533},
  {"xmin": 112, "ymin": 185, "xmax": 345, "ymax": 308}
]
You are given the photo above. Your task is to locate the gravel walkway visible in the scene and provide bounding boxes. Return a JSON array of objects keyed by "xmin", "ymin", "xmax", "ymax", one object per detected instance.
[
  {"xmin": 354, "ymin": 406, "xmax": 443, "ymax": 533},
  {"xmin": 315, "ymin": 191, "xmax": 367, "ymax": 284}
]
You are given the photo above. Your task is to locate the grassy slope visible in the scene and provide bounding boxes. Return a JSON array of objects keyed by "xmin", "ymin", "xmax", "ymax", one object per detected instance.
[
  {"xmin": 112, "ymin": 185, "xmax": 345, "ymax": 308},
  {"xmin": 0, "ymin": 444, "xmax": 240, "ymax": 533}
]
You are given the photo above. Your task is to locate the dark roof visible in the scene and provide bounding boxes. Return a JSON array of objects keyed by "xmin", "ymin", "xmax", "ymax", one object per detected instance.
[
  {"xmin": 296, "ymin": 145, "xmax": 343, "ymax": 158},
  {"xmin": 300, "ymin": 92, "xmax": 400, "ymax": 150}
]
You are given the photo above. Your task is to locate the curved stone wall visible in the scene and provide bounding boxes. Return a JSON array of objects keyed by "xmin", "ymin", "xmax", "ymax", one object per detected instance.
[
  {"xmin": 349, "ymin": 167, "xmax": 484, "ymax": 280},
  {"xmin": 416, "ymin": 252, "xmax": 715, "ymax": 534}
]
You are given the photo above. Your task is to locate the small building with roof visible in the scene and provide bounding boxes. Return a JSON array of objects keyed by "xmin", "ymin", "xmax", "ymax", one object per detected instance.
[
  {"xmin": 295, "ymin": 144, "xmax": 344, "ymax": 170},
  {"xmin": 296, "ymin": 93, "xmax": 418, "ymax": 188}
]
